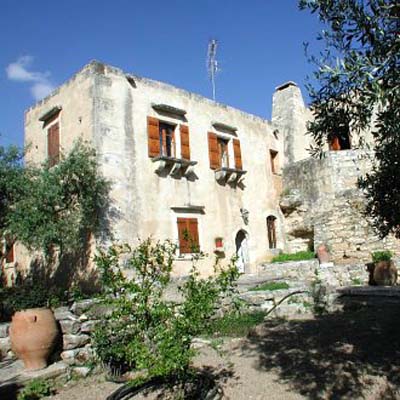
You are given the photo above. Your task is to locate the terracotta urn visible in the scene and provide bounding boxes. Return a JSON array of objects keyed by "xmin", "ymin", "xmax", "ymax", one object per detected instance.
[
  {"xmin": 317, "ymin": 244, "xmax": 330, "ymax": 264},
  {"xmin": 10, "ymin": 308, "xmax": 59, "ymax": 370}
]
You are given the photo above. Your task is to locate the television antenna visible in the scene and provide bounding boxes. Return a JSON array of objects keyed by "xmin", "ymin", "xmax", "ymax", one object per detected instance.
[{"xmin": 207, "ymin": 39, "xmax": 219, "ymax": 101}]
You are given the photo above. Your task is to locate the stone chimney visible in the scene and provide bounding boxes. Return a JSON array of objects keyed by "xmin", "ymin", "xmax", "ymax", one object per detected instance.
[{"xmin": 271, "ymin": 82, "xmax": 312, "ymax": 165}]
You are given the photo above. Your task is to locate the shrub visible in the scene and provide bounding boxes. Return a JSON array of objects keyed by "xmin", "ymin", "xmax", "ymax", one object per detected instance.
[
  {"xmin": 249, "ymin": 281, "xmax": 289, "ymax": 291},
  {"xmin": 17, "ymin": 379, "xmax": 54, "ymax": 400},
  {"xmin": 203, "ymin": 311, "xmax": 265, "ymax": 337},
  {"xmin": 271, "ymin": 251, "xmax": 315, "ymax": 263},
  {"xmin": 92, "ymin": 239, "xmax": 239, "ymax": 381},
  {"xmin": 372, "ymin": 250, "xmax": 393, "ymax": 263}
]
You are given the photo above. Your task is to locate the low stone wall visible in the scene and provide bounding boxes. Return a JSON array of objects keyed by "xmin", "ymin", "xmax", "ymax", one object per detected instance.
[
  {"xmin": 239, "ymin": 260, "xmax": 370, "ymax": 317},
  {"xmin": 0, "ymin": 299, "xmax": 108, "ymax": 365},
  {"xmin": 257, "ymin": 260, "xmax": 369, "ymax": 286}
]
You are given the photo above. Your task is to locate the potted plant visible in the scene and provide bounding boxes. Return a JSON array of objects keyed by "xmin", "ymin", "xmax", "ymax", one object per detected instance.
[
  {"xmin": 214, "ymin": 237, "xmax": 224, "ymax": 251},
  {"xmin": 367, "ymin": 250, "xmax": 397, "ymax": 286}
]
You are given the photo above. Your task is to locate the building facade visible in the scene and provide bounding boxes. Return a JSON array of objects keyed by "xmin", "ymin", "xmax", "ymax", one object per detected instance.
[{"xmin": 4, "ymin": 60, "xmax": 396, "ymax": 283}]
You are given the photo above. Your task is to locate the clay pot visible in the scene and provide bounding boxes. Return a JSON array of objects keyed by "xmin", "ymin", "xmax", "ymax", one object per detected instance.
[
  {"xmin": 317, "ymin": 244, "xmax": 331, "ymax": 264},
  {"xmin": 367, "ymin": 260, "xmax": 397, "ymax": 286},
  {"xmin": 10, "ymin": 308, "xmax": 59, "ymax": 370}
]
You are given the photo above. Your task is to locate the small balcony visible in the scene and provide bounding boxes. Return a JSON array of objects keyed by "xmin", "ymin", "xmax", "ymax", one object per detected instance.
[
  {"xmin": 215, "ymin": 167, "xmax": 247, "ymax": 185},
  {"xmin": 152, "ymin": 156, "xmax": 197, "ymax": 178}
]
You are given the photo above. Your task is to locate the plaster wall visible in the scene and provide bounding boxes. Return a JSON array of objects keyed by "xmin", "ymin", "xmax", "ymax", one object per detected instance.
[
  {"xmin": 92, "ymin": 63, "xmax": 286, "ymax": 275},
  {"xmin": 20, "ymin": 61, "xmax": 293, "ymax": 278}
]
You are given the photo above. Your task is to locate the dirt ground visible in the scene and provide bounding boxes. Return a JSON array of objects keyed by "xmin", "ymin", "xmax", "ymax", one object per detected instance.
[{"xmin": 48, "ymin": 302, "xmax": 400, "ymax": 399}]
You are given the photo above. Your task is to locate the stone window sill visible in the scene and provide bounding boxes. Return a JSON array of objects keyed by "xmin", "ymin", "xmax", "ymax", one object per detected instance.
[
  {"xmin": 152, "ymin": 156, "xmax": 197, "ymax": 177},
  {"xmin": 215, "ymin": 167, "xmax": 247, "ymax": 184},
  {"xmin": 174, "ymin": 254, "xmax": 204, "ymax": 261}
]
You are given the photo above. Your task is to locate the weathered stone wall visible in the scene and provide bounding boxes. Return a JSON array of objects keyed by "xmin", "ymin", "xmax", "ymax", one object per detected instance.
[
  {"xmin": 240, "ymin": 260, "xmax": 370, "ymax": 317},
  {"xmin": 281, "ymin": 150, "xmax": 400, "ymax": 263}
]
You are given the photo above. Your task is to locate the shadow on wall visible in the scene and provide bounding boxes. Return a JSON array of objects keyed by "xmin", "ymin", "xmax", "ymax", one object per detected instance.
[{"xmin": 243, "ymin": 298, "xmax": 400, "ymax": 399}]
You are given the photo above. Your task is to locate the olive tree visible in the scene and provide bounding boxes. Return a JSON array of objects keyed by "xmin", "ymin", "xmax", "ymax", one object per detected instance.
[{"xmin": 299, "ymin": 0, "xmax": 399, "ymax": 237}]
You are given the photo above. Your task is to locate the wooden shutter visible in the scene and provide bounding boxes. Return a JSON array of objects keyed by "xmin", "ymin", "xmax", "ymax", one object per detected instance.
[
  {"xmin": 180, "ymin": 125, "xmax": 190, "ymax": 160},
  {"xmin": 208, "ymin": 132, "xmax": 220, "ymax": 169},
  {"xmin": 329, "ymin": 135, "xmax": 341, "ymax": 151},
  {"xmin": 177, "ymin": 218, "xmax": 190, "ymax": 254},
  {"xmin": 177, "ymin": 218, "xmax": 200, "ymax": 254},
  {"xmin": 47, "ymin": 123, "xmax": 60, "ymax": 167},
  {"xmin": 188, "ymin": 219, "xmax": 200, "ymax": 252},
  {"xmin": 147, "ymin": 117, "xmax": 160, "ymax": 157},
  {"xmin": 233, "ymin": 139, "xmax": 242, "ymax": 170}
]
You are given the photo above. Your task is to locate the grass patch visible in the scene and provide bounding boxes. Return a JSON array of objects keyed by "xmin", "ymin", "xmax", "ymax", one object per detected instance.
[
  {"xmin": 204, "ymin": 311, "xmax": 266, "ymax": 337},
  {"xmin": 271, "ymin": 251, "xmax": 315, "ymax": 263},
  {"xmin": 249, "ymin": 281, "xmax": 290, "ymax": 292},
  {"xmin": 351, "ymin": 278, "xmax": 362, "ymax": 286}
]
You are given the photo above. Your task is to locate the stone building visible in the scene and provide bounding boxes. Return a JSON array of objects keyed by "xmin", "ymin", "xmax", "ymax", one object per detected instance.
[{"xmin": 3, "ymin": 60, "xmax": 398, "ymax": 281}]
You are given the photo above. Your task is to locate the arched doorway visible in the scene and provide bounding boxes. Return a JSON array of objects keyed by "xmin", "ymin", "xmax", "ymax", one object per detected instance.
[
  {"xmin": 267, "ymin": 216, "xmax": 277, "ymax": 249},
  {"xmin": 235, "ymin": 230, "xmax": 249, "ymax": 273}
]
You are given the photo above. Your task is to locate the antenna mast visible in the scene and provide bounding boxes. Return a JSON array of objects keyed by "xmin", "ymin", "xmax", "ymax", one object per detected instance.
[{"xmin": 207, "ymin": 39, "xmax": 219, "ymax": 101}]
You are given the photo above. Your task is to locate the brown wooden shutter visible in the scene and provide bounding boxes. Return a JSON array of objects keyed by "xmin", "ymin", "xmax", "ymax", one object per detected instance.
[
  {"xmin": 177, "ymin": 218, "xmax": 200, "ymax": 254},
  {"xmin": 208, "ymin": 132, "xmax": 220, "ymax": 169},
  {"xmin": 47, "ymin": 123, "xmax": 60, "ymax": 167},
  {"xmin": 188, "ymin": 219, "xmax": 200, "ymax": 252},
  {"xmin": 147, "ymin": 117, "xmax": 160, "ymax": 157},
  {"xmin": 180, "ymin": 125, "xmax": 190, "ymax": 160},
  {"xmin": 233, "ymin": 139, "xmax": 242, "ymax": 170},
  {"xmin": 177, "ymin": 218, "xmax": 190, "ymax": 254}
]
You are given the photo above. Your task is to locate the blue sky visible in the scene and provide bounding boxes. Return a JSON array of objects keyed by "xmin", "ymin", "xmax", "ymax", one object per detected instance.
[{"xmin": 0, "ymin": 0, "xmax": 323, "ymax": 148}]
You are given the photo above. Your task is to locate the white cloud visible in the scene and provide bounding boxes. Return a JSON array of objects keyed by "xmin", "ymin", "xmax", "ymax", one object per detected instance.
[
  {"xmin": 31, "ymin": 82, "xmax": 55, "ymax": 100},
  {"xmin": 6, "ymin": 56, "xmax": 55, "ymax": 100}
]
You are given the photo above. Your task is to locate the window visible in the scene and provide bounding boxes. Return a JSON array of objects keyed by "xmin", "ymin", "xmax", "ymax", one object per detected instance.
[
  {"xmin": 267, "ymin": 216, "xmax": 277, "ymax": 249},
  {"xmin": 218, "ymin": 137, "xmax": 229, "ymax": 168},
  {"xmin": 328, "ymin": 125, "xmax": 351, "ymax": 151},
  {"xmin": 177, "ymin": 218, "xmax": 200, "ymax": 254},
  {"xmin": 4, "ymin": 236, "xmax": 14, "ymax": 263},
  {"xmin": 47, "ymin": 122, "xmax": 60, "ymax": 167},
  {"xmin": 159, "ymin": 122, "xmax": 176, "ymax": 157},
  {"xmin": 270, "ymin": 150, "xmax": 279, "ymax": 174},
  {"xmin": 148, "ymin": 117, "xmax": 191, "ymax": 160},
  {"xmin": 208, "ymin": 132, "xmax": 243, "ymax": 170}
]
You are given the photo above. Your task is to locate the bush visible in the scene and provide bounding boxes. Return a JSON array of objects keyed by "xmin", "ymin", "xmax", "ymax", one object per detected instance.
[
  {"xmin": 17, "ymin": 379, "xmax": 54, "ymax": 400},
  {"xmin": 271, "ymin": 251, "xmax": 315, "ymax": 263},
  {"xmin": 249, "ymin": 281, "xmax": 289, "ymax": 291},
  {"xmin": 372, "ymin": 250, "xmax": 393, "ymax": 263},
  {"xmin": 204, "ymin": 311, "xmax": 266, "ymax": 337},
  {"xmin": 0, "ymin": 283, "xmax": 67, "ymax": 322},
  {"xmin": 92, "ymin": 239, "xmax": 240, "ymax": 381}
]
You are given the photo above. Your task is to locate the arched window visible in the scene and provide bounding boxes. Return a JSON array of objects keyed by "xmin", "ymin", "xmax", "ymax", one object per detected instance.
[{"xmin": 267, "ymin": 216, "xmax": 277, "ymax": 249}]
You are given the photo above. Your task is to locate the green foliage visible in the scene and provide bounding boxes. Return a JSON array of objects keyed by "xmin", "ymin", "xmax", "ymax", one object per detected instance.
[
  {"xmin": 0, "ymin": 282, "xmax": 66, "ymax": 320},
  {"xmin": 204, "ymin": 311, "xmax": 266, "ymax": 337},
  {"xmin": 93, "ymin": 239, "xmax": 240, "ymax": 382},
  {"xmin": 5, "ymin": 141, "xmax": 109, "ymax": 255},
  {"xmin": 351, "ymin": 277, "xmax": 363, "ymax": 286},
  {"xmin": 249, "ymin": 281, "xmax": 290, "ymax": 292},
  {"xmin": 371, "ymin": 250, "xmax": 393, "ymax": 263},
  {"xmin": 17, "ymin": 379, "xmax": 54, "ymax": 400},
  {"xmin": 299, "ymin": 0, "xmax": 400, "ymax": 238},
  {"xmin": 271, "ymin": 251, "xmax": 315, "ymax": 263},
  {"xmin": 0, "ymin": 144, "xmax": 29, "ymax": 264}
]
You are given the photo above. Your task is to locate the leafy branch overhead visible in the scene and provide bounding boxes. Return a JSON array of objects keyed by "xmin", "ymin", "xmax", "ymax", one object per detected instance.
[{"xmin": 300, "ymin": 0, "xmax": 400, "ymax": 237}]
